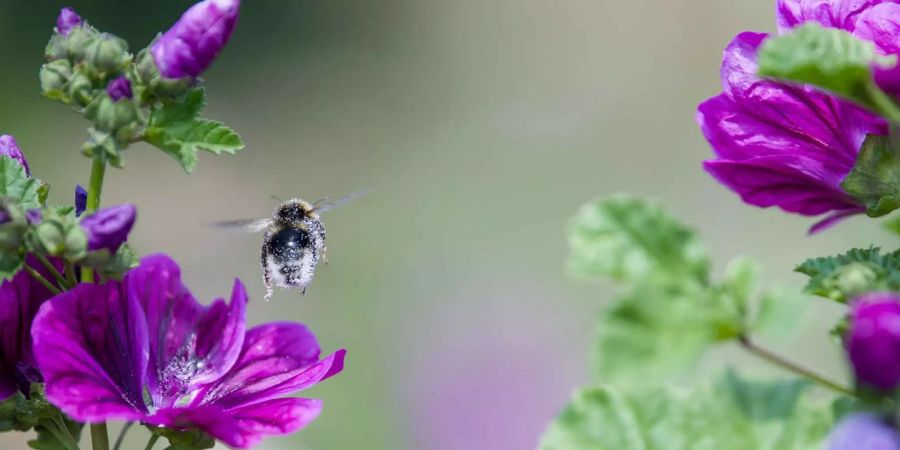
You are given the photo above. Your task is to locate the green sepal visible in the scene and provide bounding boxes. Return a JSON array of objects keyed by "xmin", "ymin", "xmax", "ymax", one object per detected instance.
[
  {"xmin": 144, "ymin": 89, "xmax": 244, "ymax": 173},
  {"xmin": 757, "ymin": 23, "xmax": 900, "ymax": 121},
  {"xmin": 82, "ymin": 32, "xmax": 131, "ymax": 74},
  {"xmin": 131, "ymin": 45, "xmax": 194, "ymax": 103},
  {"xmin": 39, "ymin": 60, "xmax": 73, "ymax": 102},
  {"xmin": 150, "ymin": 425, "xmax": 215, "ymax": 450},
  {"xmin": 80, "ymin": 243, "xmax": 139, "ymax": 280},
  {"xmin": 795, "ymin": 247, "xmax": 900, "ymax": 302},
  {"xmin": 841, "ymin": 134, "xmax": 900, "ymax": 217}
]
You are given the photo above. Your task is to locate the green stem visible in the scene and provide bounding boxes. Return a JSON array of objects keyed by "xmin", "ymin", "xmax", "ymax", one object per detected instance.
[
  {"xmin": 81, "ymin": 156, "xmax": 106, "ymax": 284},
  {"xmin": 868, "ymin": 81, "xmax": 900, "ymax": 124},
  {"xmin": 42, "ymin": 416, "xmax": 80, "ymax": 450},
  {"xmin": 739, "ymin": 335, "xmax": 855, "ymax": 396},
  {"xmin": 112, "ymin": 421, "xmax": 134, "ymax": 450},
  {"xmin": 143, "ymin": 433, "xmax": 160, "ymax": 450},
  {"xmin": 24, "ymin": 264, "xmax": 62, "ymax": 295},
  {"xmin": 65, "ymin": 261, "xmax": 78, "ymax": 286},
  {"xmin": 91, "ymin": 422, "xmax": 110, "ymax": 450},
  {"xmin": 35, "ymin": 253, "xmax": 70, "ymax": 290}
]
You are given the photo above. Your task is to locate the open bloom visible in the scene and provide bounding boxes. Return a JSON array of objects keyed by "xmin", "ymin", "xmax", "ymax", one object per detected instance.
[
  {"xmin": 846, "ymin": 292, "xmax": 900, "ymax": 391},
  {"xmin": 33, "ymin": 254, "xmax": 345, "ymax": 448},
  {"xmin": 0, "ymin": 135, "xmax": 30, "ymax": 176},
  {"xmin": 0, "ymin": 258, "xmax": 60, "ymax": 400},
  {"xmin": 698, "ymin": 0, "xmax": 894, "ymax": 233},
  {"xmin": 829, "ymin": 412, "xmax": 900, "ymax": 450},
  {"xmin": 151, "ymin": 0, "xmax": 240, "ymax": 79}
]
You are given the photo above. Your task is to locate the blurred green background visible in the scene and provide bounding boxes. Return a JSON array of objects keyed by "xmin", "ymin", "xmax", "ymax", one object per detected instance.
[{"xmin": 0, "ymin": 0, "xmax": 895, "ymax": 449}]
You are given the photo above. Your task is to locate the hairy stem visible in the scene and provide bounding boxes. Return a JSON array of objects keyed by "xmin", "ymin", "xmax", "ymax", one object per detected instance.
[
  {"xmin": 112, "ymin": 421, "xmax": 134, "ymax": 450},
  {"xmin": 81, "ymin": 156, "xmax": 106, "ymax": 284},
  {"xmin": 143, "ymin": 433, "xmax": 160, "ymax": 450},
  {"xmin": 35, "ymin": 253, "xmax": 70, "ymax": 290},
  {"xmin": 24, "ymin": 264, "xmax": 62, "ymax": 295},
  {"xmin": 91, "ymin": 422, "xmax": 110, "ymax": 450},
  {"xmin": 739, "ymin": 335, "xmax": 854, "ymax": 396}
]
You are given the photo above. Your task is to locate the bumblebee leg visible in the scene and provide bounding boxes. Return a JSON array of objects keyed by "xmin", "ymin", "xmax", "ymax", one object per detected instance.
[{"xmin": 302, "ymin": 286, "xmax": 307, "ymax": 295}]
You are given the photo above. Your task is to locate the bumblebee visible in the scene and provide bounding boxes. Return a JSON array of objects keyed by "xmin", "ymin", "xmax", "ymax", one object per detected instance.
[{"xmin": 214, "ymin": 189, "xmax": 370, "ymax": 300}]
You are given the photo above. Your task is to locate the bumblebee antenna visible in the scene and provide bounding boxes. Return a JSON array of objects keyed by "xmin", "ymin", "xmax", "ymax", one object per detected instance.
[{"xmin": 270, "ymin": 194, "xmax": 285, "ymax": 203}]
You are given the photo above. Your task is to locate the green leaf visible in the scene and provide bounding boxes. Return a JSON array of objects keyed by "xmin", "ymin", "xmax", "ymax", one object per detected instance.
[
  {"xmin": 757, "ymin": 23, "xmax": 900, "ymax": 120},
  {"xmin": 592, "ymin": 281, "xmax": 743, "ymax": 383},
  {"xmin": 539, "ymin": 375, "xmax": 839, "ymax": 450},
  {"xmin": 568, "ymin": 195, "xmax": 709, "ymax": 285},
  {"xmin": 841, "ymin": 134, "xmax": 900, "ymax": 217},
  {"xmin": 795, "ymin": 247, "xmax": 900, "ymax": 302},
  {"xmin": 144, "ymin": 88, "xmax": 244, "ymax": 173},
  {"xmin": 0, "ymin": 156, "xmax": 40, "ymax": 210},
  {"xmin": 884, "ymin": 214, "xmax": 900, "ymax": 235}
]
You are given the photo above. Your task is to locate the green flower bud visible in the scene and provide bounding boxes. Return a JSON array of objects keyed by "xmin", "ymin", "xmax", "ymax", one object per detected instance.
[
  {"xmin": 84, "ymin": 33, "xmax": 130, "ymax": 73},
  {"xmin": 63, "ymin": 226, "xmax": 88, "ymax": 260},
  {"xmin": 834, "ymin": 262, "xmax": 880, "ymax": 299},
  {"xmin": 66, "ymin": 71, "xmax": 93, "ymax": 107},
  {"xmin": 40, "ymin": 60, "xmax": 73, "ymax": 101},
  {"xmin": 84, "ymin": 95, "xmax": 138, "ymax": 132},
  {"xmin": 35, "ymin": 222, "xmax": 65, "ymax": 256}
]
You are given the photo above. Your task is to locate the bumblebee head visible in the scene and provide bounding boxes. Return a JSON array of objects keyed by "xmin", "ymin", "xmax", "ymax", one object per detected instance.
[{"xmin": 274, "ymin": 199, "xmax": 316, "ymax": 225}]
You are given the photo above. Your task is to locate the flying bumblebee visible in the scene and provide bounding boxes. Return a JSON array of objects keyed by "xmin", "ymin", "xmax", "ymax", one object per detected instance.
[{"xmin": 214, "ymin": 189, "xmax": 371, "ymax": 300}]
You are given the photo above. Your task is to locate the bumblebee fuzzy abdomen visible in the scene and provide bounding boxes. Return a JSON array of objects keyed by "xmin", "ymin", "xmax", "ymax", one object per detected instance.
[{"xmin": 261, "ymin": 221, "xmax": 325, "ymax": 299}]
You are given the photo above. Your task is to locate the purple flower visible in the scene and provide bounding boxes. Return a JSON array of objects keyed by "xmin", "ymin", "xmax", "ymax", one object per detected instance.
[
  {"xmin": 32, "ymin": 254, "xmax": 345, "ymax": 448},
  {"xmin": 698, "ymin": 1, "xmax": 894, "ymax": 233},
  {"xmin": 105, "ymin": 76, "xmax": 132, "ymax": 101},
  {"xmin": 829, "ymin": 412, "xmax": 900, "ymax": 450},
  {"xmin": 79, "ymin": 204, "xmax": 136, "ymax": 253},
  {"xmin": 56, "ymin": 7, "xmax": 82, "ymax": 36},
  {"xmin": 151, "ymin": 0, "xmax": 241, "ymax": 79},
  {"xmin": 0, "ymin": 258, "xmax": 61, "ymax": 400},
  {"xmin": 846, "ymin": 292, "xmax": 900, "ymax": 391},
  {"xmin": 74, "ymin": 185, "xmax": 87, "ymax": 217},
  {"xmin": 0, "ymin": 135, "xmax": 30, "ymax": 176}
]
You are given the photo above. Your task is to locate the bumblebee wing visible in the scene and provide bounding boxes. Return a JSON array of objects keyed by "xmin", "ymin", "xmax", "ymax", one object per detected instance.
[
  {"xmin": 210, "ymin": 218, "xmax": 273, "ymax": 233},
  {"xmin": 313, "ymin": 186, "xmax": 375, "ymax": 213}
]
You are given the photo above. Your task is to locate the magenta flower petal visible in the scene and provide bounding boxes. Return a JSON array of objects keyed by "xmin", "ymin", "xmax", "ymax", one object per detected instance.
[
  {"xmin": 853, "ymin": 3, "xmax": 900, "ymax": 96},
  {"xmin": 129, "ymin": 255, "xmax": 246, "ymax": 407},
  {"xmin": 32, "ymin": 282, "xmax": 149, "ymax": 421},
  {"xmin": 105, "ymin": 76, "xmax": 133, "ymax": 101},
  {"xmin": 81, "ymin": 204, "xmax": 136, "ymax": 253},
  {"xmin": 775, "ymin": 0, "xmax": 883, "ymax": 33},
  {"xmin": 698, "ymin": 31, "xmax": 886, "ymax": 228},
  {"xmin": 0, "ymin": 258, "xmax": 59, "ymax": 400},
  {"xmin": 56, "ymin": 7, "xmax": 82, "ymax": 36},
  {"xmin": 0, "ymin": 135, "xmax": 31, "ymax": 177},
  {"xmin": 199, "ymin": 322, "xmax": 345, "ymax": 409},
  {"xmin": 151, "ymin": 0, "xmax": 241, "ymax": 79},
  {"xmin": 847, "ymin": 293, "xmax": 900, "ymax": 391}
]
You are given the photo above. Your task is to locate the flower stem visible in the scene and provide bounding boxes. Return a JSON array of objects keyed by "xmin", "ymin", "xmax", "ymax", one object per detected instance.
[
  {"xmin": 738, "ymin": 335, "xmax": 854, "ymax": 396},
  {"xmin": 35, "ymin": 253, "xmax": 70, "ymax": 290},
  {"xmin": 112, "ymin": 421, "xmax": 134, "ymax": 450},
  {"xmin": 24, "ymin": 264, "xmax": 62, "ymax": 295},
  {"xmin": 143, "ymin": 433, "xmax": 160, "ymax": 450},
  {"xmin": 81, "ymin": 156, "xmax": 106, "ymax": 284},
  {"xmin": 65, "ymin": 260, "xmax": 78, "ymax": 286},
  {"xmin": 91, "ymin": 422, "xmax": 110, "ymax": 450}
]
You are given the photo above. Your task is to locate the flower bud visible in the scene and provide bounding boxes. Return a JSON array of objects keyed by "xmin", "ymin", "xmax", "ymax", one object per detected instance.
[
  {"xmin": 74, "ymin": 185, "xmax": 87, "ymax": 217},
  {"xmin": 80, "ymin": 204, "xmax": 136, "ymax": 253},
  {"xmin": 39, "ymin": 59, "xmax": 73, "ymax": 101},
  {"xmin": 828, "ymin": 413, "xmax": 900, "ymax": 450},
  {"xmin": 84, "ymin": 33, "xmax": 130, "ymax": 73},
  {"xmin": 56, "ymin": 8, "xmax": 82, "ymax": 36},
  {"xmin": 847, "ymin": 293, "xmax": 900, "ymax": 391},
  {"xmin": 65, "ymin": 71, "xmax": 93, "ymax": 107},
  {"xmin": 105, "ymin": 76, "xmax": 132, "ymax": 101},
  {"xmin": 0, "ymin": 135, "xmax": 31, "ymax": 176},
  {"xmin": 151, "ymin": 0, "xmax": 240, "ymax": 79},
  {"xmin": 84, "ymin": 94, "xmax": 138, "ymax": 132}
]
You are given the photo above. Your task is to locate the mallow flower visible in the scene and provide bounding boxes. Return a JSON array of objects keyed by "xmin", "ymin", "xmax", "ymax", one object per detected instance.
[
  {"xmin": 32, "ymin": 254, "xmax": 345, "ymax": 448},
  {"xmin": 846, "ymin": 292, "xmax": 900, "ymax": 391},
  {"xmin": 697, "ymin": 0, "xmax": 895, "ymax": 233},
  {"xmin": 0, "ymin": 258, "xmax": 61, "ymax": 400},
  {"xmin": 151, "ymin": 0, "xmax": 241, "ymax": 79},
  {"xmin": 829, "ymin": 412, "xmax": 900, "ymax": 450},
  {"xmin": 0, "ymin": 135, "xmax": 30, "ymax": 176}
]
